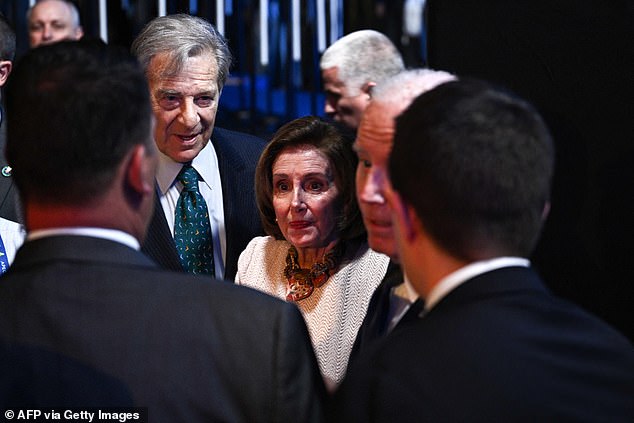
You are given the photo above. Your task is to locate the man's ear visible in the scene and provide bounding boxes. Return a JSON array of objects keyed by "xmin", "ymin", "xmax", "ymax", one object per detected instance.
[
  {"xmin": 75, "ymin": 26, "xmax": 85, "ymax": 40},
  {"xmin": 361, "ymin": 81, "xmax": 376, "ymax": 98},
  {"xmin": 0, "ymin": 60, "xmax": 13, "ymax": 87},
  {"xmin": 125, "ymin": 145, "xmax": 155, "ymax": 197},
  {"xmin": 541, "ymin": 201, "xmax": 551, "ymax": 221},
  {"xmin": 390, "ymin": 190, "xmax": 419, "ymax": 244}
]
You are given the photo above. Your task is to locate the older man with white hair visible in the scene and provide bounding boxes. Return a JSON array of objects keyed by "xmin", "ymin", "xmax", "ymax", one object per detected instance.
[
  {"xmin": 349, "ymin": 68, "xmax": 456, "ymax": 363},
  {"xmin": 320, "ymin": 30, "xmax": 404, "ymax": 130}
]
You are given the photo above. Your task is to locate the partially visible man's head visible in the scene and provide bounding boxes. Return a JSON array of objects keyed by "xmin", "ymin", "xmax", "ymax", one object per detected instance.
[
  {"xmin": 320, "ymin": 30, "xmax": 404, "ymax": 130},
  {"xmin": 0, "ymin": 13, "xmax": 16, "ymax": 90},
  {"xmin": 354, "ymin": 69, "xmax": 456, "ymax": 260},
  {"xmin": 389, "ymin": 79, "xmax": 555, "ymax": 261},
  {"xmin": 27, "ymin": 0, "xmax": 83, "ymax": 48},
  {"xmin": 131, "ymin": 14, "xmax": 232, "ymax": 164},
  {"xmin": 6, "ymin": 39, "xmax": 154, "ymax": 208}
]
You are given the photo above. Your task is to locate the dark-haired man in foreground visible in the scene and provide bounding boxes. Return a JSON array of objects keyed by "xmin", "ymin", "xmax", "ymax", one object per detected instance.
[
  {"xmin": 0, "ymin": 40, "xmax": 325, "ymax": 422},
  {"xmin": 334, "ymin": 79, "xmax": 634, "ymax": 421}
]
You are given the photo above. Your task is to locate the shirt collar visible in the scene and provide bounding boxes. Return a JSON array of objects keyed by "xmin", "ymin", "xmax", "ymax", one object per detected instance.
[
  {"xmin": 27, "ymin": 227, "xmax": 140, "ymax": 250},
  {"xmin": 425, "ymin": 257, "xmax": 530, "ymax": 311},
  {"xmin": 155, "ymin": 140, "xmax": 215, "ymax": 194},
  {"xmin": 394, "ymin": 273, "xmax": 420, "ymax": 303}
]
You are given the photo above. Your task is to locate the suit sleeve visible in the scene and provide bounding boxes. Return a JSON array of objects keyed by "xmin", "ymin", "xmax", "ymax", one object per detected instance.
[{"xmin": 273, "ymin": 303, "xmax": 327, "ymax": 423}]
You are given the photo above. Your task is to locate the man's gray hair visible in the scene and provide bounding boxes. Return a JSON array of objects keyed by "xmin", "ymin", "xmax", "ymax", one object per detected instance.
[
  {"xmin": 320, "ymin": 30, "xmax": 404, "ymax": 96},
  {"xmin": 372, "ymin": 68, "xmax": 457, "ymax": 110},
  {"xmin": 131, "ymin": 14, "xmax": 232, "ymax": 90}
]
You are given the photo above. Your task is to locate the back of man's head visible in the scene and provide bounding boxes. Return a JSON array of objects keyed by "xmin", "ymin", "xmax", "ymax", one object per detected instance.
[
  {"xmin": 370, "ymin": 68, "xmax": 457, "ymax": 113},
  {"xmin": 320, "ymin": 30, "xmax": 404, "ymax": 96},
  {"xmin": 390, "ymin": 79, "xmax": 555, "ymax": 260},
  {"xmin": 6, "ymin": 39, "xmax": 152, "ymax": 206}
]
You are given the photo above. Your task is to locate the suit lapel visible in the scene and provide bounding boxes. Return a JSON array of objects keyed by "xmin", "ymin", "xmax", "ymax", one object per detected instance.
[
  {"xmin": 140, "ymin": 191, "xmax": 183, "ymax": 272},
  {"xmin": 212, "ymin": 129, "xmax": 249, "ymax": 280}
]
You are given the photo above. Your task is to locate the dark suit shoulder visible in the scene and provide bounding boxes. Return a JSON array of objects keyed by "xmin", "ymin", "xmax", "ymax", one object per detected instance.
[
  {"xmin": 348, "ymin": 261, "xmax": 403, "ymax": 363},
  {"xmin": 0, "ymin": 262, "xmax": 325, "ymax": 422},
  {"xmin": 0, "ymin": 119, "xmax": 19, "ymax": 222},
  {"xmin": 212, "ymin": 127, "xmax": 267, "ymax": 160},
  {"xmin": 335, "ymin": 267, "xmax": 634, "ymax": 422}
]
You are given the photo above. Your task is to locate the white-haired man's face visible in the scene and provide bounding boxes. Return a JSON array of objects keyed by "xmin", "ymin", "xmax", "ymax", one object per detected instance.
[
  {"xmin": 322, "ymin": 67, "xmax": 370, "ymax": 130},
  {"xmin": 354, "ymin": 101, "xmax": 400, "ymax": 260}
]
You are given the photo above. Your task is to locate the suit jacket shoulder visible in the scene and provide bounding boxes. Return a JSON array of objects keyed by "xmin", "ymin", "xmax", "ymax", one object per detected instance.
[
  {"xmin": 334, "ymin": 266, "xmax": 634, "ymax": 422},
  {"xmin": 0, "ymin": 118, "xmax": 19, "ymax": 223}
]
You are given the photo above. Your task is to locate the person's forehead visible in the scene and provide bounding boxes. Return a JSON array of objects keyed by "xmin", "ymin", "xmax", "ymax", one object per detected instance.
[
  {"xmin": 31, "ymin": 1, "xmax": 73, "ymax": 20},
  {"xmin": 273, "ymin": 146, "xmax": 332, "ymax": 172},
  {"xmin": 360, "ymin": 102, "xmax": 398, "ymax": 135},
  {"xmin": 148, "ymin": 51, "xmax": 218, "ymax": 84},
  {"xmin": 322, "ymin": 67, "xmax": 347, "ymax": 89},
  {"xmin": 354, "ymin": 102, "xmax": 399, "ymax": 154}
]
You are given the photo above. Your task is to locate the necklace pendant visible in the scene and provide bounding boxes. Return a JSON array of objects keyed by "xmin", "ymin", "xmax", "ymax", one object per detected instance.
[{"xmin": 285, "ymin": 269, "xmax": 314, "ymax": 301}]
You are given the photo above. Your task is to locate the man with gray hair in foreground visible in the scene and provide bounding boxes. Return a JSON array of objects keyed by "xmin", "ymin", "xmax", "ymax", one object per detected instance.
[{"xmin": 320, "ymin": 29, "xmax": 404, "ymax": 130}]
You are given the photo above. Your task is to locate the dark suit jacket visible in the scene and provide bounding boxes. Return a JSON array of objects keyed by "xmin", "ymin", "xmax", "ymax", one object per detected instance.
[
  {"xmin": 0, "ymin": 109, "xmax": 20, "ymax": 223},
  {"xmin": 142, "ymin": 127, "xmax": 266, "ymax": 281},
  {"xmin": 0, "ymin": 236, "xmax": 325, "ymax": 422},
  {"xmin": 348, "ymin": 261, "xmax": 423, "ymax": 366},
  {"xmin": 333, "ymin": 266, "xmax": 634, "ymax": 422}
]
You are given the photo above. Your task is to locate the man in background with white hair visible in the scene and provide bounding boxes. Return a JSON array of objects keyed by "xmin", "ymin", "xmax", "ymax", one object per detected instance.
[{"xmin": 320, "ymin": 30, "xmax": 404, "ymax": 130}]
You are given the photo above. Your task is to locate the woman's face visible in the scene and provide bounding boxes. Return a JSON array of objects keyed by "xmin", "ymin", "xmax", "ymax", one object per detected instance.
[{"xmin": 272, "ymin": 145, "xmax": 340, "ymax": 249}]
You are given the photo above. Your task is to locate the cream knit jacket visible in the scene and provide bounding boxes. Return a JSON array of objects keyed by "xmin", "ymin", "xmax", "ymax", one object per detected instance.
[{"xmin": 236, "ymin": 236, "xmax": 389, "ymax": 386}]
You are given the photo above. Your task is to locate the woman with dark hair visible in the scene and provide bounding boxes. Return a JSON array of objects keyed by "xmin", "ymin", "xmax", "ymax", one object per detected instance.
[{"xmin": 236, "ymin": 116, "xmax": 389, "ymax": 387}]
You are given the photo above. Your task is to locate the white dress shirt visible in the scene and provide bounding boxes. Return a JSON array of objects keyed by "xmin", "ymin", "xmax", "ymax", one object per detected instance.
[
  {"xmin": 155, "ymin": 141, "xmax": 226, "ymax": 277},
  {"xmin": 386, "ymin": 274, "xmax": 420, "ymax": 332},
  {"xmin": 425, "ymin": 257, "xmax": 531, "ymax": 312},
  {"xmin": 27, "ymin": 227, "xmax": 140, "ymax": 250},
  {"xmin": 0, "ymin": 217, "xmax": 25, "ymax": 271}
]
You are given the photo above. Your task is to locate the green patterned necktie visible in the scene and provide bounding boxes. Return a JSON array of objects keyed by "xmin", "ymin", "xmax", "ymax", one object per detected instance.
[{"xmin": 174, "ymin": 165, "xmax": 215, "ymax": 276}]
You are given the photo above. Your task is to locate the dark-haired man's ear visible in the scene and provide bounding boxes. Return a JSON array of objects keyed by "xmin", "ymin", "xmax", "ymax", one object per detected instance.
[
  {"xmin": 541, "ymin": 201, "xmax": 551, "ymax": 222},
  {"xmin": 126, "ymin": 145, "xmax": 156, "ymax": 198},
  {"xmin": 0, "ymin": 60, "xmax": 12, "ymax": 87}
]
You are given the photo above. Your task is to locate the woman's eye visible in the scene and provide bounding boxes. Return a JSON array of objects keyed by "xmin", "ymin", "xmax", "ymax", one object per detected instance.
[
  {"xmin": 307, "ymin": 181, "xmax": 325, "ymax": 191},
  {"xmin": 276, "ymin": 182, "xmax": 289, "ymax": 192}
]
